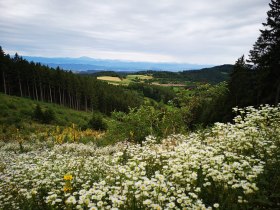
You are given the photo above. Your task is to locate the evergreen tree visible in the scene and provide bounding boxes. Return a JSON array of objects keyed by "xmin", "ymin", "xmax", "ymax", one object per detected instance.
[
  {"xmin": 229, "ymin": 56, "xmax": 256, "ymax": 107},
  {"xmin": 33, "ymin": 104, "xmax": 44, "ymax": 122},
  {"xmin": 87, "ymin": 112, "xmax": 107, "ymax": 131},
  {"xmin": 249, "ymin": 0, "xmax": 280, "ymax": 104},
  {"xmin": 43, "ymin": 108, "xmax": 55, "ymax": 124}
]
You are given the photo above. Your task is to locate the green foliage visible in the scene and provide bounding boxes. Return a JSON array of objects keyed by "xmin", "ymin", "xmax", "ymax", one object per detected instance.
[
  {"xmin": 33, "ymin": 104, "xmax": 55, "ymax": 124},
  {"xmin": 228, "ymin": 56, "xmax": 257, "ymax": 108},
  {"xmin": 248, "ymin": 0, "xmax": 280, "ymax": 105},
  {"xmin": 87, "ymin": 112, "xmax": 107, "ymax": 131},
  {"xmin": 33, "ymin": 104, "xmax": 44, "ymax": 122},
  {"xmin": 0, "ymin": 93, "xmax": 92, "ymax": 141},
  {"xmin": 43, "ymin": 108, "xmax": 55, "ymax": 124},
  {"xmin": 128, "ymin": 83, "xmax": 176, "ymax": 103},
  {"xmin": 105, "ymin": 105, "xmax": 186, "ymax": 144},
  {"xmin": 174, "ymin": 82, "xmax": 230, "ymax": 128},
  {"xmin": 138, "ymin": 65, "xmax": 233, "ymax": 84},
  {"xmin": 86, "ymin": 71, "xmax": 123, "ymax": 78}
]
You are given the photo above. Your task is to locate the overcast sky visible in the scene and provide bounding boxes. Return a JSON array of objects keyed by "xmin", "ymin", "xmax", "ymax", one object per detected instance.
[{"xmin": 0, "ymin": 0, "xmax": 270, "ymax": 64}]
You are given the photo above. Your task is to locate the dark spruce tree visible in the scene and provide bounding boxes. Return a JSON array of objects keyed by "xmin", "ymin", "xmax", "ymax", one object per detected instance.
[
  {"xmin": 248, "ymin": 0, "xmax": 280, "ymax": 105},
  {"xmin": 228, "ymin": 55, "xmax": 256, "ymax": 107}
]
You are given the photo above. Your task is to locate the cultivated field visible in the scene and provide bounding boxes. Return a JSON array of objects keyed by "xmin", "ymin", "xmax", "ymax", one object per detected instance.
[
  {"xmin": 97, "ymin": 75, "xmax": 153, "ymax": 85},
  {"xmin": 97, "ymin": 76, "xmax": 123, "ymax": 82},
  {"xmin": 126, "ymin": 75, "xmax": 153, "ymax": 80}
]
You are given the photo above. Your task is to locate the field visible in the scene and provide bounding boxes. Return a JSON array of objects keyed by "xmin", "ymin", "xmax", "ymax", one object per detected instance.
[
  {"xmin": 126, "ymin": 75, "xmax": 153, "ymax": 80},
  {"xmin": 0, "ymin": 105, "xmax": 279, "ymax": 209},
  {"xmin": 96, "ymin": 74, "xmax": 195, "ymax": 87},
  {"xmin": 97, "ymin": 76, "xmax": 123, "ymax": 82},
  {"xmin": 97, "ymin": 74, "xmax": 153, "ymax": 85}
]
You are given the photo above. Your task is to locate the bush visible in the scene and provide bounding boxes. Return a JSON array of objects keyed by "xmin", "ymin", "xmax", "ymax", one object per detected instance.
[
  {"xmin": 33, "ymin": 104, "xmax": 44, "ymax": 122},
  {"xmin": 87, "ymin": 112, "xmax": 107, "ymax": 131},
  {"xmin": 43, "ymin": 109, "xmax": 55, "ymax": 124},
  {"xmin": 33, "ymin": 105, "xmax": 56, "ymax": 124},
  {"xmin": 106, "ymin": 105, "xmax": 186, "ymax": 144}
]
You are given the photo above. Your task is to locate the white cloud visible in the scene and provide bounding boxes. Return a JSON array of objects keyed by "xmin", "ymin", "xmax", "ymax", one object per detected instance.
[{"xmin": 0, "ymin": 0, "xmax": 270, "ymax": 64}]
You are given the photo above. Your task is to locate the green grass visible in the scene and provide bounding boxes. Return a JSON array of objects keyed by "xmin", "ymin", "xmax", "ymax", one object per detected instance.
[{"xmin": 0, "ymin": 93, "xmax": 92, "ymax": 135}]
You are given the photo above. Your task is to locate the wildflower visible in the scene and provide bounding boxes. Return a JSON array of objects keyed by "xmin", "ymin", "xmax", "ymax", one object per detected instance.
[
  {"xmin": 66, "ymin": 196, "xmax": 76, "ymax": 205},
  {"xmin": 64, "ymin": 174, "xmax": 73, "ymax": 181},
  {"xmin": 143, "ymin": 199, "xmax": 152, "ymax": 205},
  {"xmin": 167, "ymin": 202, "xmax": 175, "ymax": 208},
  {"xmin": 63, "ymin": 186, "xmax": 73, "ymax": 192}
]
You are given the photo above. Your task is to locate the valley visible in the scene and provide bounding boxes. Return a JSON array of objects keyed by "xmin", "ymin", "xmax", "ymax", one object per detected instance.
[{"xmin": 0, "ymin": 0, "xmax": 280, "ymax": 209}]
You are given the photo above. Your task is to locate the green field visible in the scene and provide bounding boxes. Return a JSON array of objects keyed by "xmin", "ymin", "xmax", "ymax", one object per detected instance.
[{"xmin": 97, "ymin": 74, "xmax": 153, "ymax": 85}]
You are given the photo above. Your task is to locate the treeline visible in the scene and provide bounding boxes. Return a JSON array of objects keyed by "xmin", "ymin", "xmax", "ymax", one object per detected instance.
[
  {"xmin": 137, "ymin": 65, "xmax": 233, "ymax": 84},
  {"xmin": 0, "ymin": 49, "xmax": 143, "ymax": 115},
  {"xmin": 80, "ymin": 70, "xmax": 126, "ymax": 79}
]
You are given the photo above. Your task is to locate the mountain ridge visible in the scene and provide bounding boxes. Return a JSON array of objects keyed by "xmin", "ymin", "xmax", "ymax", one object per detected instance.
[{"xmin": 23, "ymin": 56, "xmax": 214, "ymax": 72}]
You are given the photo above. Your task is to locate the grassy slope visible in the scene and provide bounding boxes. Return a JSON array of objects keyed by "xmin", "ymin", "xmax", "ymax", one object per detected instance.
[{"xmin": 0, "ymin": 93, "xmax": 92, "ymax": 132}]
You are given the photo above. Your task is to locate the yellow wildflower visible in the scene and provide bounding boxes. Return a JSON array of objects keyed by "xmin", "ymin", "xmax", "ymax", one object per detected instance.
[
  {"xmin": 63, "ymin": 185, "xmax": 72, "ymax": 192},
  {"xmin": 64, "ymin": 174, "xmax": 73, "ymax": 181}
]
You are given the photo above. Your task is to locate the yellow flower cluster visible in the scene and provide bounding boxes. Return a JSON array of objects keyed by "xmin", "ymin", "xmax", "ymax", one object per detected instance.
[
  {"xmin": 63, "ymin": 174, "xmax": 73, "ymax": 181},
  {"xmin": 63, "ymin": 185, "xmax": 73, "ymax": 193},
  {"xmin": 63, "ymin": 174, "xmax": 73, "ymax": 193},
  {"xmin": 51, "ymin": 125, "xmax": 104, "ymax": 144}
]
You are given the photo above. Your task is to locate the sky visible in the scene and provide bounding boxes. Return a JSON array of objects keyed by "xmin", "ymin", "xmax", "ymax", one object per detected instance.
[{"xmin": 0, "ymin": 0, "xmax": 270, "ymax": 65}]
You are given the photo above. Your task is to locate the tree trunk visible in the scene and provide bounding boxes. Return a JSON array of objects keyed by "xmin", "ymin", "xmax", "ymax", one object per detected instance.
[
  {"xmin": 18, "ymin": 76, "xmax": 23, "ymax": 97},
  {"xmin": 27, "ymin": 82, "xmax": 31, "ymax": 98},
  {"xmin": 39, "ymin": 82, "xmax": 43, "ymax": 101},
  {"xmin": 35, "ymin": 83, "xmax": 38, "ymax": 101},
  {"xmin": 58, "ymin": 87, "xmax": 61, "ymax": 105},
  {"xmin": 2, "ymin": 70, "xmax": 6, "ymax": 94},
  {"xmin": 49, "ymin": 84, "xmax": 53, "ymax": 103},
  {"xmin": 275, "ymin": 82, "xmax": 280, "ymax": 105},
  {"xmin": 62, "ymin": 89, "xmax": 65, "ymax": 105},
  {"xmin": 85, "ymin": 95, "xmax": 88, "ymax": 112},
  {"xmin": 68, "ymin": 92, "xmax": 72, "ymax": 108}
]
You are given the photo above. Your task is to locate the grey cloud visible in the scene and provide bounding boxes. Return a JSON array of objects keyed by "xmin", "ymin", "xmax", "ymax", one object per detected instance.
[{"xmin": 0, "ymin": 0, "xmax": 270, "ymax": 64}]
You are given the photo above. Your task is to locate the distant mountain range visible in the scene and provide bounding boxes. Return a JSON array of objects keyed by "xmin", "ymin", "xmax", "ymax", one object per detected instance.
[{"xmin": 23, "ymin": 56, "xmax": 213, "ymax": 72}]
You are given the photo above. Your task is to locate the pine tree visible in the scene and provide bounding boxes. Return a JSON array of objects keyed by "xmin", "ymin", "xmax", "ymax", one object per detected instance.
[
  {"xmin": 229, "ymin": 56, "xmax": 253, "ymax": 107},
  {"xmin": 249, "ymin": 0, "xmax": 280, "ymax": 104}
]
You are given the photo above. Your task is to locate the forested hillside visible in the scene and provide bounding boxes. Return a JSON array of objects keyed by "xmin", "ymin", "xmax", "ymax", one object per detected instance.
[
  {"xmin": 0, "ymin": 49, "xmax": 142, "ymax": 115},
  {"xmin": 135, "ymin": 64, "xmax": 233, "ymax": 84}
]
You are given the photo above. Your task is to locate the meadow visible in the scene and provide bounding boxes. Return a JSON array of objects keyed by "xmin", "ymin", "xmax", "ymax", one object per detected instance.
[
  {"xmin": 97, "ymin": 75, "xmax": 153, "ymax": 85},
  {"xmin": 0, "ymin": 104, "xmax": 279, "ymax": 209}
]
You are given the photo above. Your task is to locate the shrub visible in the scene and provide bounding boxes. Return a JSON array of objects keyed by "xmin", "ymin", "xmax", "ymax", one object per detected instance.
[
  {"xmin": 106, "ymin": 105, "xmax": 186, "ymax": 144},
  {"xmin": 87, "ymin": 112, "xmax": 107, "ymax": 131},
  {"xmin": 43, "ymin": 109, "xmax": 55, "ymax": 124},
  {"xmin": 33, "ymin": 105, "xmax": 56, "ymax": 124}
]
